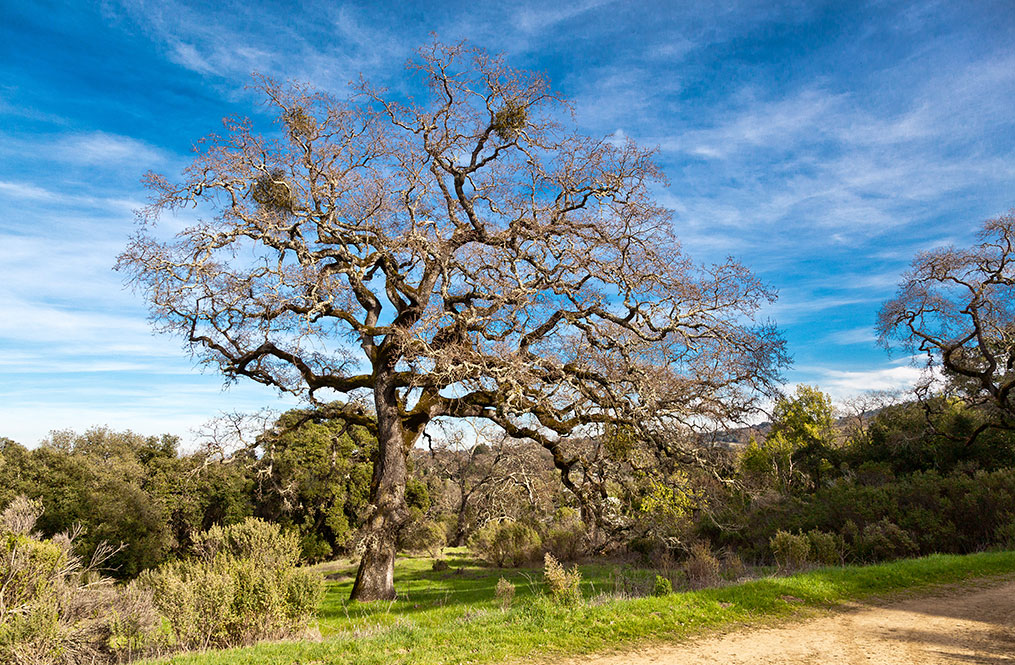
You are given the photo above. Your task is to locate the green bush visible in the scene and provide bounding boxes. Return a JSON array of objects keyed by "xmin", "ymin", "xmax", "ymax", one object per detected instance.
[
  {"xmin": 710, "ymin": 468, "xmax": 1015, "ymax": 563},
  {"xmin": 854, "ymin": 518, "xmax": 918, "ymax": 562},
  {"xmin": 652, "ymin": 574, "xmax": 673, "ymax": 596},
  {"xmin": 806, "ymin": 529, "xmax": 840, "ymax": 565},
  {"xmin": 299, "ymin": 531, "xmax": 333, "ymax": 563},
  {"xmin": 770, "ymin": 530, "xmax": 810, "ymax": 570},
  {"xmin": 469, "ymin": 520, "xmax": 542, "ymax": 567},
  {"xmin": 543, "ymin": 507, "xmax": 587, "ymax": 562},
  {"xmin": 191, "ymin": 517, "xmax": 299, "ymax": 568},
  {"xmin": 400, "ymin": 518, "xmax": 446, "ymax": 557},
  {"xmin": 137, "ymin": 518, "xmax": 322, "ymax": 650},
  {"xmin": 994, "ymin": 518, "xmax": 1015, "ymax": 549}
]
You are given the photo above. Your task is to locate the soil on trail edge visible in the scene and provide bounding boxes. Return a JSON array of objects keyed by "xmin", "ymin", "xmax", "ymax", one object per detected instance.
[{"xmin": 559, "ymin": 579, "xmax": 1015, "ymax": 665}]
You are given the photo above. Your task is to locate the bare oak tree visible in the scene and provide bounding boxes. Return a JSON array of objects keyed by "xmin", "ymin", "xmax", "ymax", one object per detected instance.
[
  {"xmin": 879, "ymin": 212, "xmax": 1015, "ymax": 444},
  {"xmin": 118, "ymin": 41, "xmax": 786, "ymax": 600}
]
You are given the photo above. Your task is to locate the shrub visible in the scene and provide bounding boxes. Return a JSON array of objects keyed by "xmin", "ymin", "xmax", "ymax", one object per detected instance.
[
  {"xmin": 0, "ymin": 496, "xmax": 165, "ymax": 665},
  {"xmin": 806, "ymin": 529, "xmax": 840, "ymax": 565},
  {"xmin": 652, "ymin": 574, "xmax": 673, "ymax": 596},
  {"xmin": 137, "ymin": 518, "xmax": 322, "ymax": 650},
  {"xmin": 0, "ymin": 494, "xmax": 43, "ymax": 535},
  {"xmin": 683, "ymin": 542, "xmax": 721, "ymax": 589},
  {"xmin": 469, "ymin": 520, "xmax": 542, "ymax": 567},
  {"xmin": 543, "ymin": 553, "xmax": 582, "ymax": 605},
  {"xmin": 841, "ymin": 519, "xmax": 860, "ymax": 550},
  {"xmin": 495, "ymin": 577, "xmax": 516, "ymax": 609},
  {"xmin": 299, "ymin": 531, "xmax": 333, "ymax": 564},
  {"xmin": 855, "ymin": 519, "xmax": 918, "ymax": 562},
  {"xmin": 543, "ymin": 507, "xmax": 588, "ymax": 562},
  {"xmin": 770, "ymin": 530, "xmax": 810, "ymax": 570},
  {"xmin": 714, "ymin": 468, "xmax": 1015, "ymax": 562},
  {"xmin": 720, "ymin": 550, "xmax": 746, "ymax": 580},
  {"xmin": 400, "ymin": 519, "xmax": 446, "ymax": 557},
  {"xmin": 995, "ymin": 518, "xmax": 1015, "ymax": 549},
  {"xmin": 0, "ymin": 530, "xmax": 72, "ymax": 663},
  {"xmin": 191, "ymin": 517, "xmax": 298, "ymax": 569}
]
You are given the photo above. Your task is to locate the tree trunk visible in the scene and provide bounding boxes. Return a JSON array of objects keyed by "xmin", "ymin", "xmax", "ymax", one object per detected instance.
[
  {"xmin": 453, "ymin": 496, "xmax": 470, "ymax": 547},
  {"xmin": 350, "ymin": 371, "xmax": 411, "ymax": 601}
]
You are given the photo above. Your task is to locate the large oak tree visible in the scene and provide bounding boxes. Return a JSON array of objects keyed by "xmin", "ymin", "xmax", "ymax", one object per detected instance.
[{"xmin": 119, "ymin": 42, "xmax": 786, "ymax": 600}]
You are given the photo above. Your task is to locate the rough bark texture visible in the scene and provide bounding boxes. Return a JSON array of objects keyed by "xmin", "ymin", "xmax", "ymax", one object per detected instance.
[
  {"xmin": 351, "ymin": 372, "xmax": 410, "ymax": 600},
  {"xmin": 350, "ymin": 528, "xmax": 397, "ymax": 601}
]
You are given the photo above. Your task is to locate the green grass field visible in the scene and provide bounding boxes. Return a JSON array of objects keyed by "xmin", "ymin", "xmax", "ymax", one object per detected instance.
[{"xmin": 145, "ymin": 549, "xmax": 1015, "ymax": 665}]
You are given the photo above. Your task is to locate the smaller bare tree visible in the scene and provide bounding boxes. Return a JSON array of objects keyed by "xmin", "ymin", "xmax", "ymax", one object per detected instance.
[
  {"xmin": 419, "ymin": 428, "xmax": 516, "ymax": 546},
  {"xmin": 878, "ymin": 212, "xmax": 1015, "ymax": 444},
  {"xmin": 838, "ymin": 390, "xmax": 902, "ymax": 446}
]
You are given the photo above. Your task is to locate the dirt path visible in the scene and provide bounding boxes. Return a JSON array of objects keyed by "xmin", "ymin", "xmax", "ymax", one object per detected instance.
[{"xmin": 563, "ymin": 579, "xmax": 1015, "ymax": 664}]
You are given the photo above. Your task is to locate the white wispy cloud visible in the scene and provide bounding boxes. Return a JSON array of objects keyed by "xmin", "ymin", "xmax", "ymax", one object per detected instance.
[
  {"xmin": 797, "ymin": 361, "xmax": 925, "ymax": 399},
  {"xmin": 512, "ymin": 0, "xmax": 615, "ymax": 34},
  {"xmin": 0, "ymin": 130, "xmax": 167, "ymax": 171},
  {"xmin": 51, "ymin": 131, "xmax": 166, "ymax": 166},
  {"xmin": 0, "ymin": 299, "xmax": 150, "ymax": 345},
  {"xmin": 825, "ymin": 326, "xmax": 878, "ymax": 346},
  {"xmin": 0, "ymin": 387, "xmax": 299, "ymax": 449},
  {"xmin": 0, "ymin": 180, "xmax": 58, "ymax": 202}
]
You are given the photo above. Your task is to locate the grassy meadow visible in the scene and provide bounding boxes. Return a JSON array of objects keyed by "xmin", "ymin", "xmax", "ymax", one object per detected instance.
[{"xmin": 143, "ymin": 548, "xmax": 1015, "ymax": 665}]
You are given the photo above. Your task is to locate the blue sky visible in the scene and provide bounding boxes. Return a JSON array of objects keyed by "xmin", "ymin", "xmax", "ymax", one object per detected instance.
[{"xmin": 2, "ymin": 0, "xmax": 1014, "ymax": 447}]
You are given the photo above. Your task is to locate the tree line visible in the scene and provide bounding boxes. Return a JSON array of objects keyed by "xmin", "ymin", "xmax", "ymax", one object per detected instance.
[{"xmin": 3, "ymin": 381, "xmax": 1013, "ymax": 582}]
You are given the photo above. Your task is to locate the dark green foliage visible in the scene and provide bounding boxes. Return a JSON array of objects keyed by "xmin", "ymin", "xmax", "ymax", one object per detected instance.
[
  {"xmin": 854, "ymin": 518, "xmax": 918, "ymax": 562},
  {"xmin": 253, "ymin": 408, "xmax": 375, "ymax": 559},
  {"xmin": 846, "ymin": 399, "xmax": 1015, "ymax": 475},
  {"xmin": 995, "ymin": 519, "xmax": 1015, "ymax": 548},
  {"xmin": 299, "ymin": 531, "xmax": 334, "ymax": 563},
  {"xmin": 712, "ymin": 468, "xmax": 1015, "ymax": 564},
  {"xmin": 806, "ymin": 529, "xmax": 841, "ymax": 565},
  {"xmin": 0, "ymin": 410, "xmax": 375, "ymax": 576},
  {"xmin": 406, "ymin": 477, "xmax": 431, "ymax": 512},
  {"xmin": 0, "ymin": 429, "xmax": 254, "ymax": 578}
]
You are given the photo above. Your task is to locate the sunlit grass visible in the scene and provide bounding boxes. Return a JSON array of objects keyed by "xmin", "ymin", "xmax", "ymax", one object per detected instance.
[{"xmin": 144, "ymin": 549, "xmax": 1015, "ymax": 665}]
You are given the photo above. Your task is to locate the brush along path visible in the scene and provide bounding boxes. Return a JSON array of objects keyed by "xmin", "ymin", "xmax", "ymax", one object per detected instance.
[{"xmin": 560, "ymin": 578, "xmax": 1015, "ymax": 665}]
